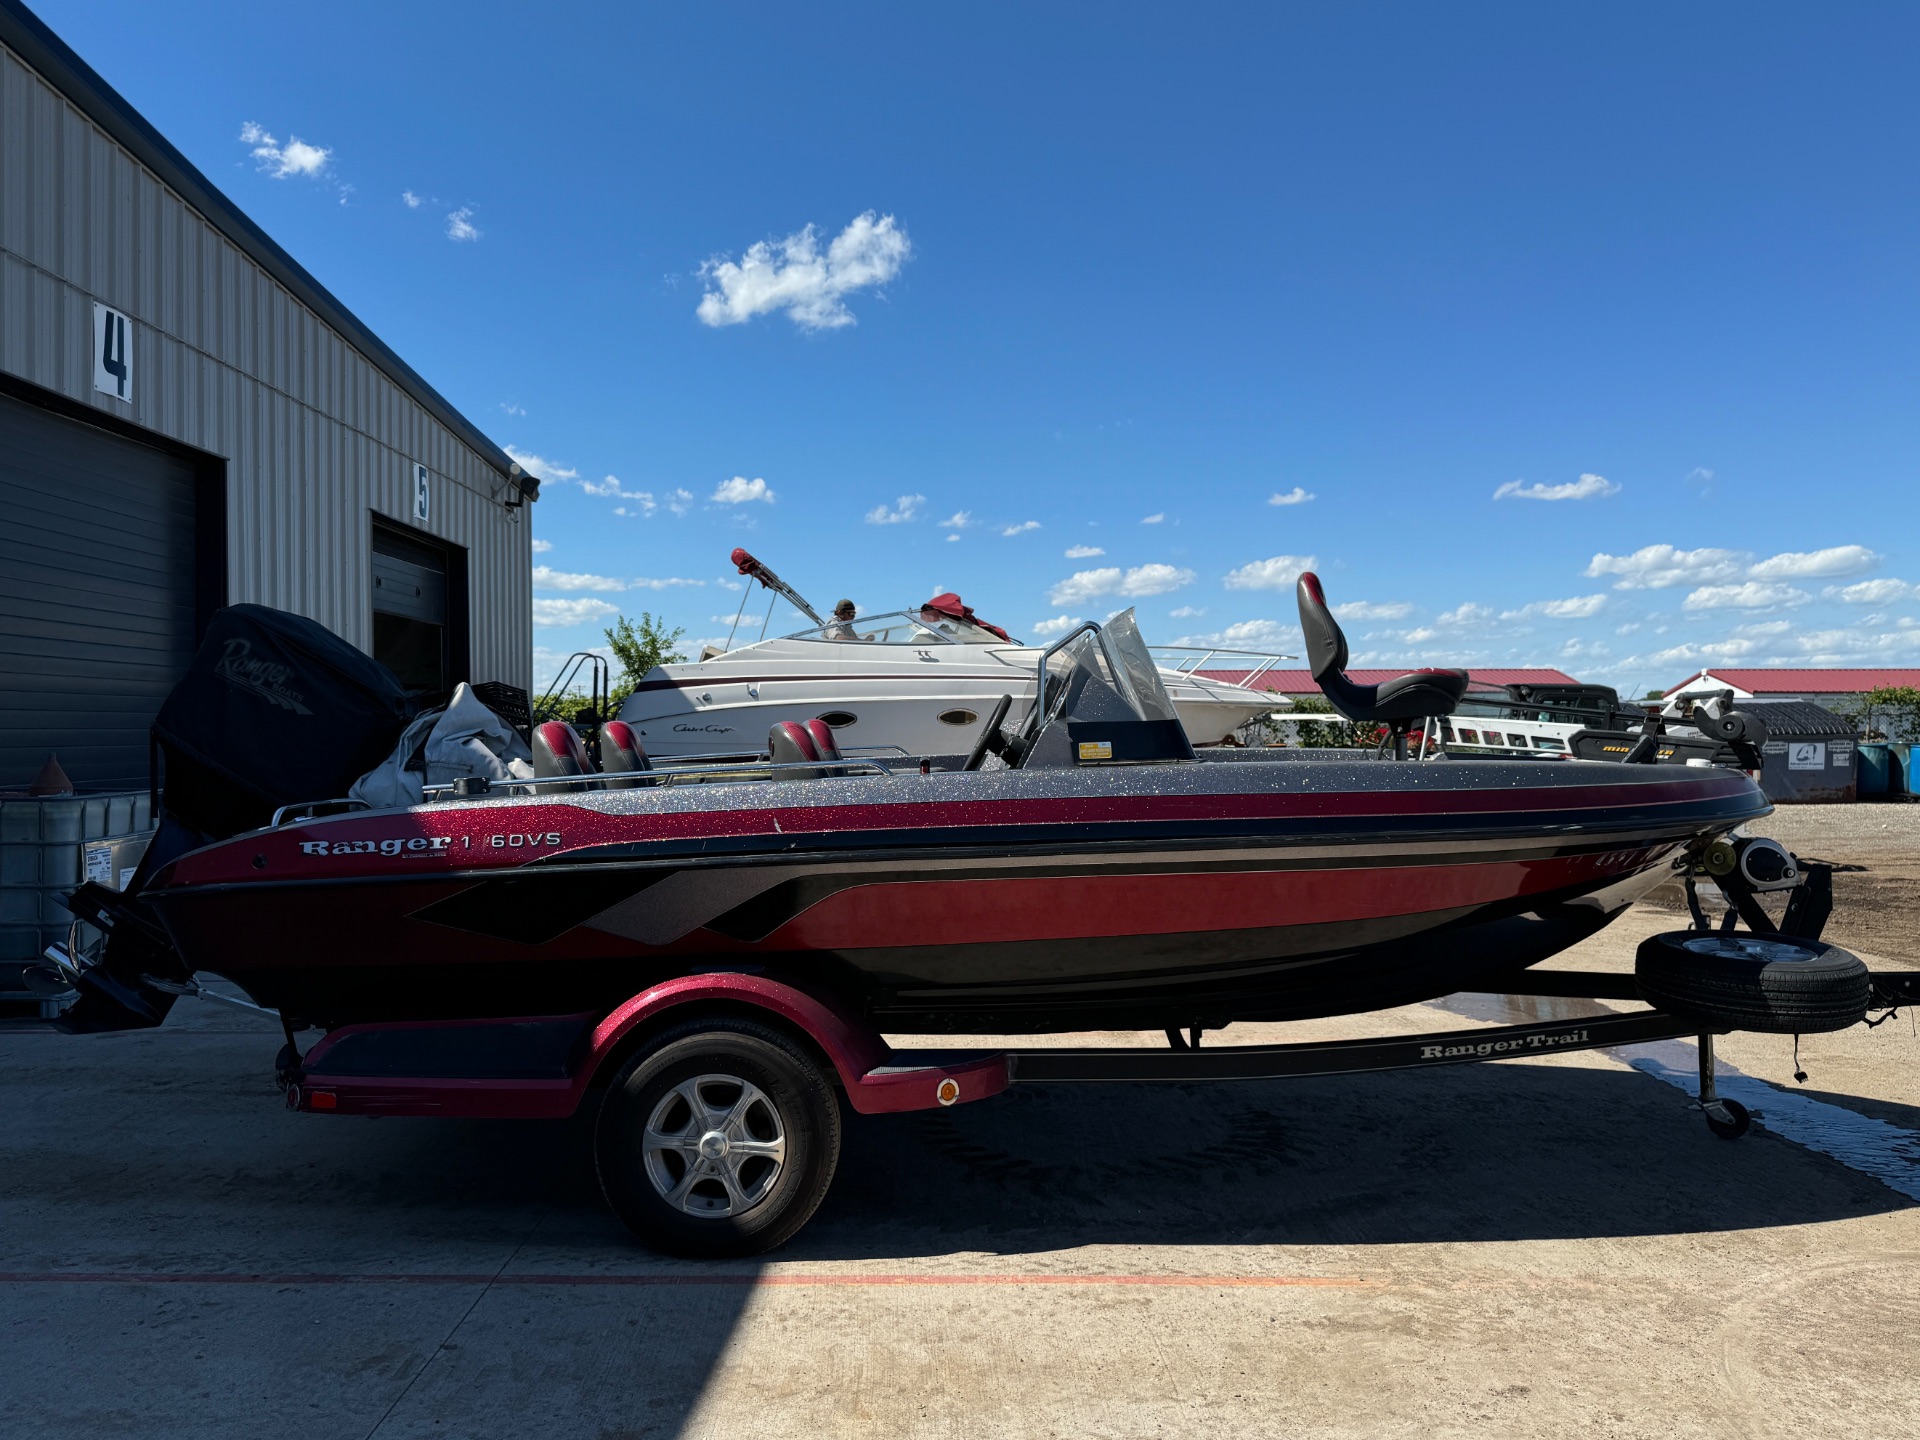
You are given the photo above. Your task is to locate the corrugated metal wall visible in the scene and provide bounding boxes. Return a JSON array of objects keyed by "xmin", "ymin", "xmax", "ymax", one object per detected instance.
[{"xmin": 0, "ymin": 40, "xmax": 531, "ymax": 690}]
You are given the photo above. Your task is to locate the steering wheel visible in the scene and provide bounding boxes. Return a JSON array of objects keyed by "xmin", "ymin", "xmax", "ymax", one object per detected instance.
[{"xmin": 963, "ymin": 694, "xmax": 1014, "ymax": 772}]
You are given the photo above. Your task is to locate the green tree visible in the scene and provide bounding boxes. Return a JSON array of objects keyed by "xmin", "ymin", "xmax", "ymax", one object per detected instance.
[
  {"xmin": 1835, "ymin": 685, "xmax": 1920, "ymax": 742},
  {"xmin": 1250, "ymin": 694, "xmax": 1381, "ymax": 748},
  {"xmin": 604, "ymin": 612, "xmax": 688, "ymax": 698}
]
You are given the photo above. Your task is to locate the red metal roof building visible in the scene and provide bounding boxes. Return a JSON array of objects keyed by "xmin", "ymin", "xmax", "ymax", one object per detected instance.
[
  {"xmin": 1197, "ymin": 667, "xmax": 1580, "ymax": 697},
  {"xmin": 1663, "ymin": 669, "xmax": 1920, "ymax": 701}
]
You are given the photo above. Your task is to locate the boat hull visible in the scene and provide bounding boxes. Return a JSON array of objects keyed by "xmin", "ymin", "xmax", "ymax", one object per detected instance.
[{"xmin": 144, "ymin": 759, "xmax": 1768, "ymax": 1034}]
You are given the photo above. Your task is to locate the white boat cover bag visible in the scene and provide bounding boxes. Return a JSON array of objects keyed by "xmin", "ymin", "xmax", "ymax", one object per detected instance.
[{"xmin": 348, "ymin": 682, "xmax": 534, "ymax": 809}]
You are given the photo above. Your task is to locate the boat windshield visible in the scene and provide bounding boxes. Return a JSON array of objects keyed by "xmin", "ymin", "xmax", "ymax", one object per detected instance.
[
  {"xmin": 781, "ymin": 610, "xmax": 1013, "ymax": 646},
  {"xmin": 1036, "ymin": 609, "xmax": 1182, "ymax": 727}
]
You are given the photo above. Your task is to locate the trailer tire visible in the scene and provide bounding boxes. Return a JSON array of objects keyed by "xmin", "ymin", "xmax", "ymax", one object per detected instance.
[
  {"xmin": 595, "ymin": 1017, "xmax": 842, "ymax": 1257},
  {"xmin": 1635, "ymin": 931, "xmax": 1868, "ymax": 1034}
]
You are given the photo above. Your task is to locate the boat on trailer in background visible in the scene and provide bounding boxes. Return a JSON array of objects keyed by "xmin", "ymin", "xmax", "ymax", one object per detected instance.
[
  {"xmin": 32, "ymin": 579, "xmax": 1898, "ymax": 1257},
  {"xmin": 613, "ymin": 549, "xmax": 1287, "ymax": 757}
]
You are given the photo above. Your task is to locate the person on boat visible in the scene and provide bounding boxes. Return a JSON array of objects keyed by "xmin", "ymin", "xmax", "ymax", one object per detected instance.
[
  {"xmin": 919, "ymin": 592, "xmax": 1012, "ymax": 643},
  {"xmin": 827, "ymin": 599, "xmax": 862, "ymax": 641}
]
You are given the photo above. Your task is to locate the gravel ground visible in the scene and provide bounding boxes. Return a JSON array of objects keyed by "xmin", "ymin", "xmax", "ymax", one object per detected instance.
[{"xmin": 1641, "ymin": 801, "xmax": 1920, "ymax": 960}]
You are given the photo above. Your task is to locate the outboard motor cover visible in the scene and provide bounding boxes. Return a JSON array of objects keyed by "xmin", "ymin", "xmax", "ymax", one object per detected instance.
[{"xmin": 153, "ymin": 605, "xmax": 418, "ymax": 839}]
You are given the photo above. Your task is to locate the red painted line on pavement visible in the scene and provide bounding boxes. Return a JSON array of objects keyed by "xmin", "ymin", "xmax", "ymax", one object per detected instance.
[{"xmin": 0, "ymin": 1270, "xmax": 1382, "ymax": 1290}]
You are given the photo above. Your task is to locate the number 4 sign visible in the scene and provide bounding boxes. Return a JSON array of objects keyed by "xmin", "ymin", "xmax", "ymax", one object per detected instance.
[{"xmin": 92, "ymin": 302, "xmax": 132, "ymax": 402}]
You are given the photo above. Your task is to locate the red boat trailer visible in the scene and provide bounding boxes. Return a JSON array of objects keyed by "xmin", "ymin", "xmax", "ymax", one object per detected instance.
[
  {"xmin": 265, "ymin": 849, "xmax": 1907, "ymax": 1257},
  {"xmin": 285, "ymin": 969, "xmax": 1718, "ymax": 1124}
]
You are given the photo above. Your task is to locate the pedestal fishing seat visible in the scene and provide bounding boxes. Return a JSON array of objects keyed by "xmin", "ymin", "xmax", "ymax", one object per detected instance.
[{"xmin": 1295, "ymin": 572, "xmax": 1469, "ymax": 758}]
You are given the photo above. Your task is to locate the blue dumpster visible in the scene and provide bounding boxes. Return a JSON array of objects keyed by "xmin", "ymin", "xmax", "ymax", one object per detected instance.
[
  {"xmin": 1858, "ymin": 743, "xmax": 1891, "ymax": 795},
  {"xmin": 1892, "ymin": 743, "xmax": 1916, "ymax": 796}
]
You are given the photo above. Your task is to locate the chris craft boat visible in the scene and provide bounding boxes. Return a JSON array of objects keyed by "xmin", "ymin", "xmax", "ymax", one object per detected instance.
[
  {"xmin": 108, "ymin": 600, "xmax": 1767, "ymax": 1038},
  {"xmin": 613, "ymin": 549, "xmax": 1285, "ymax": 757}
]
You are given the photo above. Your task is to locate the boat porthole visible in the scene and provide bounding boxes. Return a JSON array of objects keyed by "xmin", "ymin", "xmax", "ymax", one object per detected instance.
[
  {"xmin": 938, "ymin": 708, "xmax": 978, "ymax": 727},
  {"xmin": 817, "ymin": 711, "xmax": 858, "ymax": 729}
]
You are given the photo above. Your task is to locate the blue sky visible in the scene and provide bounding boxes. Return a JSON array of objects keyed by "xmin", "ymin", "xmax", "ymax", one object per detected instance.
[{"xmin": 37, "ymin": 1, "xmax": 1920, "ymax": 697}]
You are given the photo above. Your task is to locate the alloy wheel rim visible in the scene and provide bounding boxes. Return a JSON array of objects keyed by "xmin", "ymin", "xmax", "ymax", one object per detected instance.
[{"xmin": 642, "ymin": 1073, "xmax": 788, "ymax": 1218}]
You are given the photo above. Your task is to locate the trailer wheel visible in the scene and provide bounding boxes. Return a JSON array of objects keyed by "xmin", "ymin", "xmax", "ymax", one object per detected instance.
[
  {"xmin": 595, "ymin": 1017, "xmax": 842, "ymax": 1257},
  {"xmin": 1704, "ymin": 1098, "xmax": 1752, "ymax": 1140},
  {"xmin": 1636, "ymin": 931, "xmax": 1869, "ymax": 1034}
]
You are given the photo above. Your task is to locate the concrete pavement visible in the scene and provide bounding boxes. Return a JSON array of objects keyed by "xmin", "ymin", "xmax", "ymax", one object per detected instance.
[{"xmin": 4, "ymin": 907, "xmax": 1918, "ymax": 1439}]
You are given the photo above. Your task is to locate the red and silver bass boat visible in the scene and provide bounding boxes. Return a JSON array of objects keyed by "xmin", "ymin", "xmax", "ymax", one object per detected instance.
[{"xmin": 104, "ymin": 601, "xmax": 1765, "ymax": 1037}]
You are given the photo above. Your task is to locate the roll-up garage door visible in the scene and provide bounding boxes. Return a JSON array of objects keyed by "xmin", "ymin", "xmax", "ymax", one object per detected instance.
[{"xmin": 0, "ymin": 391, "xmax": 199, "ymax": 792}]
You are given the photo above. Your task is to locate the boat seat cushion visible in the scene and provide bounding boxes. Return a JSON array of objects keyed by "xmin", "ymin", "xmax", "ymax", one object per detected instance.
[
  {"xmin": 597, "ymin": 720, "xmax": 652, "ymax": 773},
  {"xmin": 1295, "ymin": 572, "xmax": 1469, "ymax": 724},
  {"xmin": 532, "ymin": 720, "xmax": 594, "ymax": 778},
  {"xmin": 803, "ymin": 718, "xmax": 844, "ymax": 761}
]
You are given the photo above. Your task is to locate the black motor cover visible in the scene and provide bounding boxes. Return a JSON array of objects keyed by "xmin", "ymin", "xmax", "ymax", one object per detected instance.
[{"xmin": 152, "ymin": 604, "xmax": 417, "ymax": 839}]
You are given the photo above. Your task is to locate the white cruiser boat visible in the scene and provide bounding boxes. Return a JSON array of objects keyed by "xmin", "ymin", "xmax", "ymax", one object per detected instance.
[{"xmin": 615, "ymin": 550, "xmax": 1289, "ymax": 759}]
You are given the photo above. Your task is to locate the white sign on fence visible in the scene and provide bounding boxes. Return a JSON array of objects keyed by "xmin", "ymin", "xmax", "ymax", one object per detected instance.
[{"xmin": 92, "ymin": 302, "xmax": 133, "ymax": 402}]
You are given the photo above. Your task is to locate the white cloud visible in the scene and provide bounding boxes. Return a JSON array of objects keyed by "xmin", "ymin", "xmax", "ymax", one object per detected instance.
[
  {"xmin": 533, "ymin": 597, "xmax": 619, "ymax": 627},
  {"xmin": 1494, "ymin": 473, "xmax": 1619, "ymax": 502},
  {"xmin": 1682, "ymin": 582, "xmax": 1812, "ymax": 612},
  {"xmin": 1747, "ymin": 545, "xmax": 1881, "ymax": 580},
  {"xmin": 865, "ymin": 494, "xmax": 926, "ymax": 525},
  {"xmin": 499, "ymin": 402, "xmax": 526, "ymax": 416},
  {"xmin": 530, "ymin": 539, "xmax": 552, "ymax": 554},
  {"xmin": 581, "ymin": 475, "xmax": 657, "ymax": 512},
  {"xmin": 1047, "ymin": 564, "xmax": 1194, "ymax": 607},
  {"xmin": 1001, "ymin": 520, "xmax": 1041, "ymax": 536},
  {"xmin": 946, "ymin": 533, "xmax": 961, "ymax": 542},
  {"xmin": 712, "ymin": 476, "xmax": 775, "ymax": 504},
  {"xmin": 1268, "ymin": 487, "xmax": 1316, "ymax": 507},
  {"xmin": 938, "ymin": 511, "xmax": 972, "ymax": 529},
  {"xmin": 504, "ymin": 446, "xmax": 580, "ymax": 484},
  {"xmin": 1064, "ymin": 544, "xmax": 1106, "ymax": 559},
  {"xmin": 1047, "ymin": 568, "xmax": 1121, "ymax": 605},
  {"xmin": 1222, "ymin": 554, "xmax": 1317, "ymax": 591},
  {"xmin": 1501, "ymin": 594, "xmax": 1608, "ymax": 621},
  {"xmin": 1169, "ymin": 605, "xmax": 1205, "ymax": 619},
  {"xmin": 446, "ymin": 207, "xmax": 481, "ymax": 242},
  {"xmin": 1827, "ymin": 578, "xmax": 1914, "ymax": 605},
  {"xmin": 402, "ymin": 190, "xmax": 424, "ymax": 209},
  {"xmin": 1172, "ymin": 619, "xmax": 1299, "ymax": 651},
  {"xmin": 630, "ymin": 577, "xmax": 705, "ymax": 590},
  {"xmin": 1031, "ymin": 615, "xmax": 1084, "ymax": 637},
  {"xmin": 1334, "ymin": 600, "xmax": 1413, "ymax": 621},
  {"xmin": 697, "ymin": 211, "xmax": 910, "ymax": 330},
  {"xmin": 240, "ymin": 122, "xmax": 330, "ymax": 179},
  {"xmin": 1586, "ymin": 544, "xmax": 1747, "ymax": 590},
  {"xmin": 532, "ymin": 566, "xmax": 625, "ymax": 593},
  {"xmin": 666, "ymin": 488, "xmax": 693, "ymax": 516},
  {"xmin": 1141, "ymin": 513, "xmax": 1165, "ymax": 525}
]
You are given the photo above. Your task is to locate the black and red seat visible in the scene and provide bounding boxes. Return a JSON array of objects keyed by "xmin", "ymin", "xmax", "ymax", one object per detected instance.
[
  {"xmin": 1295, "ymin": 572, "xmax": 1469, "ymax": 757},
  {"xmin": 531, "ymin": 720, "xmax": 595, "ymax": 778},
  {"xmin": 768, "ymin": 719, "xmax": 845, "ymax": 779}
]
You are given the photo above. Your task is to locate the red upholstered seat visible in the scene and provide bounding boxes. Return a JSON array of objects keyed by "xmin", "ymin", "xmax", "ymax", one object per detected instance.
[
  {"xmin": 803, "ymin": 718, "xmax": 844, "ymax": 761},
  {"xmin": 768, "ymin": 721, "xmax": 821, "ymax": 764},
  {"xmin": 597, "ymin": 720, "xmax": 652, "ymax": 773},
  {"xmin": 532, "ymin": 720, "xmax": 594, "ymax": 778}
]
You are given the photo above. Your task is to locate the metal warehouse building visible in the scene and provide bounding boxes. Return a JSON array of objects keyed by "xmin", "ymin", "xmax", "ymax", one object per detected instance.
[{"xmin": 0, "ymin": 0, "xmax": 534, "ymax": 796}]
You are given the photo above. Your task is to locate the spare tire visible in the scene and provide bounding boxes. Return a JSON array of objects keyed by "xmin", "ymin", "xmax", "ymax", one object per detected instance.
[{"xmin": 1636, "ymin": 931, "xmax": 1868, "ymax": 1033}]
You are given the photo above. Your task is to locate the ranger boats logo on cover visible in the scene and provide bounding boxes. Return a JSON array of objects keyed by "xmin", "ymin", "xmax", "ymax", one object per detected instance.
[{"xmin": 215, "ymin": 639, "xmax": 312, "ymax": 715}]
